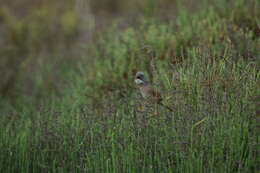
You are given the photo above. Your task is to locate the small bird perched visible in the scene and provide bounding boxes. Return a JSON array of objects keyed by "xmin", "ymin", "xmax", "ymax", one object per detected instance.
[{"xmin": 135, "ymin": 71, "xmax": 173, "ymax": 112}]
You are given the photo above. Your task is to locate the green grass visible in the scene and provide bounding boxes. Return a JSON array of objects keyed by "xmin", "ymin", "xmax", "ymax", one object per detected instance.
[{"xmin": 0, "ymin": 0, "xmax": 259, "ymax": 172}]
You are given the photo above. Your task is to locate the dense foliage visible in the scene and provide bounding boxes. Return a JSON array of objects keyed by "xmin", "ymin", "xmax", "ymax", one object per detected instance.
[{"xmin": 0, "ymin": 0, "xmax": 259, "ymax": 172}]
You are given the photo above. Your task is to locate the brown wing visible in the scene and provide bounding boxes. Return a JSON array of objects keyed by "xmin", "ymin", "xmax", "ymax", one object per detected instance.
[{"xmin": 147, "ymin": 86, "xmax": 162, "ymax": 103}]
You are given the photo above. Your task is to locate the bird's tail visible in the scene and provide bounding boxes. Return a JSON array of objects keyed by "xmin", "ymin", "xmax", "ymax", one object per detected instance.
[{"xmin": 158, "ymin": 102, "xmax": 174, "ymax": 112}]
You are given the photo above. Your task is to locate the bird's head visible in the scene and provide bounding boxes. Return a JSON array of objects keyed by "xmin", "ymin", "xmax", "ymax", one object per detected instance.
[{"xmin": 135, "ymin": 72, "xmax": 146, "ymax": 85}]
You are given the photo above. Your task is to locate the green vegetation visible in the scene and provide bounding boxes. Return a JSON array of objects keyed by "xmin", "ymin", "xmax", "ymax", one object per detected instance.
[{"xmin": 0, "ymin": 0, "xmax": 259, "ymax": 172}]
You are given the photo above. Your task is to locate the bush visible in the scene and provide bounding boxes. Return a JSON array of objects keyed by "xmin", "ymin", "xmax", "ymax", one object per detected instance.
[{"xmin": 0, "ymin": 0, "xmax": 259, "ymax": 172}]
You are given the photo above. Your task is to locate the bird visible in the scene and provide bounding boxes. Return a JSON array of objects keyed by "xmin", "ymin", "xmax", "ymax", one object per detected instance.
[{"xmin": 135, "ymin": 71, "xmax": 173, "ymax": 112}]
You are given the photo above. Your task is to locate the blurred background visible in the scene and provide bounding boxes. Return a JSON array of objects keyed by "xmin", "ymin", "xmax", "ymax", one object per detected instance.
[
  {"xmin": 0, "ymin": 0, "xmax": 259, "ymax": 104},
  {"xmin": 0, "ymin": 0, "xmax": 177, "ymax": 101}
]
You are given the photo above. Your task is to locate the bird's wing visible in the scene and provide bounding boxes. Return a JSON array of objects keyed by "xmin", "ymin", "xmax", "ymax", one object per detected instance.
[{"xmin": 147, "ymin": 86, "xmax": 162, "ymax": 102}]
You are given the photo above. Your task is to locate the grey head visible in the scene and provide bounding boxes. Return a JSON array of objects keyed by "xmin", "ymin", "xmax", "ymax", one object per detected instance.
[{"xmin": 135, "ymin": 71, "xmax": 148, "ymax": 86}]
